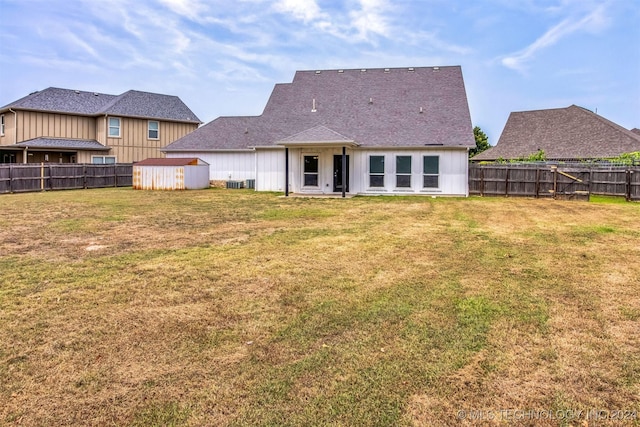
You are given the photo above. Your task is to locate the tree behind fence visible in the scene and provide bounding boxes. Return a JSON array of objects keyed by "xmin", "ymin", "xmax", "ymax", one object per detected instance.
[{"xmin": 0, "ymin": 164, "xmax": 133, "ymax": 194}]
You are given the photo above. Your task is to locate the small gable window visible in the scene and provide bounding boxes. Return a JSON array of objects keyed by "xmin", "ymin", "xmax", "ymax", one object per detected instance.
[
  {"xmin": 0, "ymin": 114, "xmax": 5, "ymax": 136},
  {"xmin": 423, "ymin": 156, "xmax": 439, "ymax": 188},
  {"xmin": 369, "ymin": 155, "xmax": 385, "ymax": 187},
  {"xmin": 148, "ymin": 121, "xmax": 159, "ymax": 139},
  {"xmin": 108, "ymin": 117, "xmax": 121, "ymax": 138},
  {"xmin": 396, "ymin": 155, "xmax": 411, "ymax": 188}
]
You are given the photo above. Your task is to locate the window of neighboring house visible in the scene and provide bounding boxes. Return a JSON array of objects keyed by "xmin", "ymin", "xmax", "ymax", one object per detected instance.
[
  {"xmin": 423, "ymin": 156, "xmax": 440, "ymax": 188},
  {"xmin": 108, "ymin": 117, "xmax": 121, "ymax": 137},
  {"xmin": 148, "ymin": 120, "xmax": 159, "ymax": 139},
  {"xmin": 396, "ymin": 155, "xmax": 412, "ymax": 187},
  {"xmin": 1, "ymin": 114, "xmax": 5, "ymax": 136},
  {"xmin": 303, "ymin": 155, "xmax": 319, "ymax": 186},
  {"xmin": 92, "ymin": 156, "xmax": 117, "ymax": 164},
  {"xmin": 369, "ymin": 155, "xmax": 385, "ymax": 187}
]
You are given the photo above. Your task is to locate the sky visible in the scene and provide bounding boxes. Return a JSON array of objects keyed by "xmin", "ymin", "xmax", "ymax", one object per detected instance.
[{"xmin": 1, "ymin": 0, "xmax": 639, "ymax": 145}]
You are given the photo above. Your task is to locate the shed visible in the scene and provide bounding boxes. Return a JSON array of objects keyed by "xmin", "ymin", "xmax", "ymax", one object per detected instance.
[{"xmin": 133, "ymin": 158, "xmax": 210, "ymax": 190}]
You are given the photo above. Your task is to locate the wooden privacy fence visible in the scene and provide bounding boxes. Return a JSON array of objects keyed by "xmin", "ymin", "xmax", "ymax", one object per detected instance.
[
  {"xmin": 469, "ymin": 164, "xmax": 640, "ymax": 201},
  {"xmin": 0, "ymin": 163, "xmax": 133, "ymax": 194}
]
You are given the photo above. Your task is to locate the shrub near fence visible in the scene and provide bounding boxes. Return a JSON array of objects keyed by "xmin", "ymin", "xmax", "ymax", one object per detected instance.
[
  {"xmin": 0, "ymin": 163, "xmax": 133, "ymax": 194},
  {"xmin": 469, "ymin": 164, "xmax": 640, "ymax": 201}
]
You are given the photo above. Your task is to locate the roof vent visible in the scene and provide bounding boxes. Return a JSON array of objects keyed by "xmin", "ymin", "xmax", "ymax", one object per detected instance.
[
  {"xmin": 338, "ymin": 69, "xmax": 344, "ymax": 73},
  {"xmin": 93, "ymin": 92, "xmax": 99, "ymax": 96},
  {"xmin": 315, "ymin": 70, "xmax": 321, "ymax": 74},
  {"xmin": 369, "ymin": 97, "xmax": 373, "ymax": 104},
  {"xmin": 311, "ymin": 98, "xmax": 317, "ymax": 112},
  {"xmin": 361, "ymin": 69, "xmax": 367, "ymax": 72},
  {"xmin": 384, "ymin": 68, "xmax": 390, "ymax": 73},
  {"xmin": 408, "ymin": 67, "xmax": 415, "ymax": 72},
  {"xmin": 433, "ymin": 66, "xmax": 440, "ymax": 71},
  {"xmin": 244, "ymin": 128, "xmax": 249, "ymax": 134},
  {"xmin": 419, "ymin": 107, "xmax": 424, "ymax": 114},
  {"xmin": 75, "ymin": 90, "xmax": 80, "ymax": 94}
]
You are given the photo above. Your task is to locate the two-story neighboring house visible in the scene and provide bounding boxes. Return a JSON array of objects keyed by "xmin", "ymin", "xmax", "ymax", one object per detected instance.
[{"xmin": 0, "ymin": 88, "xmax": 201, "ymax": 164}]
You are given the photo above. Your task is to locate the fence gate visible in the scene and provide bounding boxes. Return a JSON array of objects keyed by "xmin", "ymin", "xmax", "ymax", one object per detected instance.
[{"xmin": 547, "ymin": 167, "xmax": 591, "ymax": 200}]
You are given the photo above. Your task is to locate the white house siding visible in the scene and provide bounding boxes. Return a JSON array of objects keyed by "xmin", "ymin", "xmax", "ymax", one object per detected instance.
[
  {"xmin": 353, "ymin": 148, "xmax": 469, "ymax": 196},
  {"xmin": 258, "ymin": 147, "xmax": 468, "ymax": 196},
  {"xmin": 256, "ymin": 148, "xmax": 286, "ymax": 192},
  {"xmin": 167, "ymin": 151, "xmax": 255, "ymax": 181}
]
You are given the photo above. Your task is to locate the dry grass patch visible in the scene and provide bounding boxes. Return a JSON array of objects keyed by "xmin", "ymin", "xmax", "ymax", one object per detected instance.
[{"xmin": 1, "ymin": 189, "xmax": 639, "ymax": 426}]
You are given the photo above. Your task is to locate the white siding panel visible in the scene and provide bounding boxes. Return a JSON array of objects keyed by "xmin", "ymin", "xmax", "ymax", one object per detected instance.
[
  {"xmin": 167, "ymin": 151, "xmax": 255, "ymax": 181},
  {"xmin": 256, "ymin": 148, "xmax": 286, "ymax": 191}
]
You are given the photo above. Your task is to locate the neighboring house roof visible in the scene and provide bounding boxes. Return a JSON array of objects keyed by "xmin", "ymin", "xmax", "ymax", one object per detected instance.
[
  {"xmin": 1, "ymin": 87, "xmax": 201, "ymax": 123},
  {"xmin": 164, "ymin": 66, "xmax": 474, "ymax": 151},
  {"xmin": 473, "ymin": 105, "xmax": 640, "ymax": 161},
  {"xmin": 10, "ymin": 137, "xmax": 110, "ymax": 151},
  {"xmin": 135, "ymin": 157, "xmax": 208, "ymax": 166}
]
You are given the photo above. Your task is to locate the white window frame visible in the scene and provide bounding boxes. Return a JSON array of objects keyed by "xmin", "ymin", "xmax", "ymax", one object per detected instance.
[
  {"xmin": 423, "ymin": 155, "xmax": 440, "ymax": 189},
  {"xmin": 92, "ymin": 155, "xmax": 117, "ymax": 164},
  {"xmin": 108, "ymin": 117, "xmax": 121, "ymax": 138},
  {"xmin": 369, "ymin": 155, "xmax": 385, "ymax": 188},
  {"xmin": 0, "ymin": 114, "xmax": 4, "ymax": 136},
  {"xmin": 302, "ymin": 154, "xmax": 320, "ymax": 188},
  {"xmin": 148, "ymin": 120, "xmax": 159, "ymax": 140},
  {"xmin": 395, "ymin": 155, "xmax": 412, "ymax": 188}
]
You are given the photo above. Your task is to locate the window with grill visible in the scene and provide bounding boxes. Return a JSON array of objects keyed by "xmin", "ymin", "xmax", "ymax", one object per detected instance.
[
  {"xmin": 369, "ymin": 155, "xmax": 384, "ymax": 187},
  {"xmin": 423, "ymin": 156, "xmax": 439, "ymax": 188}
]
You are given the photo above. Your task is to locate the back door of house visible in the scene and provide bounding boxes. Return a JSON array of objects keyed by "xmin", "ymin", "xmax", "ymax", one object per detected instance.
[{"xmin": 333, "ymin": 155, "xmax": 349, "ymax": 192}]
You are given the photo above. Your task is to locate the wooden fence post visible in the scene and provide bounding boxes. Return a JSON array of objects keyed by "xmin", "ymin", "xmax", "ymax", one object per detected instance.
[
  {"xmin": 535, "ymin": 168, "xmax": 540, "ymax": 198},
  {"xmin": 505, "ymin": 167, "xmax": 510, "ymax": 197},
  {"xmin": 480, "ymin": 167, "xmax": 484, "ymax": 197},
  {"xmin": 626, "ymin": 169, "xmax": 632, "ymax": 202}
]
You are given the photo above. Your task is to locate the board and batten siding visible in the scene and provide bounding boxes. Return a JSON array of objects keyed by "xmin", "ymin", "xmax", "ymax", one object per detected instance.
[
  {"xmin": 9, "ymin": 111, "xmax": 96, "ymax": 142},
  {"xmin": 257, "ymin": 147, "xmax": 469, "ymax": 196},
  {"xmin": 167, "ymin": 151, "xmax": 256, "ymax": 181},
  {"xmin": 353, "ymin": 148, "xmax": 469, "ymax": 196},
  {"xmin": 0, "ymin": 112, "xmax": 16, "ymax": 145},
  {"xmin": 105, "ymin": 117, "xmax": 198, "ymax": 163},
  {"xmin": 256, "ymin": 148, "xmax": 286, "ymax": 192}
]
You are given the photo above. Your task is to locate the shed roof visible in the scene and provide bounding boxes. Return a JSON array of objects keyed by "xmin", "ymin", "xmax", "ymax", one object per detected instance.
[
  {"xmin": 135, "ymin": 157, "xmax": 208, "ymax": 166},
  {"xmin": 164, "ymin": 66, "xmax": 474, "ymax": 151},
  {"xmin": 1, "ymin": 87, "xmax": 201, "ymax": 123},
  {"xmin": 473, "ymin": 105, "xmax": 640, "ymax": 161}
]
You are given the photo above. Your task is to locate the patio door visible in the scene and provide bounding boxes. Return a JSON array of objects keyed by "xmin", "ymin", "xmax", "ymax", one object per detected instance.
[{"xmin": 333, "ymin": 155, "xmax": 349, "ymax": 192}]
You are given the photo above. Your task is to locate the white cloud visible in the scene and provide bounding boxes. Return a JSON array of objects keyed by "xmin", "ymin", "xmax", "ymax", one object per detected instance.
[
  {"xmin": 501, "ymin": 3, "xmax": 611, "ymax": 72},
  {"xmin": 273, "ymin": 0, "xmax": 324, "ymax": 23}
]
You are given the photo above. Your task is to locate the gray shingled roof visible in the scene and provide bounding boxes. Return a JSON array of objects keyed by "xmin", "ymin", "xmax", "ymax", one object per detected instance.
[
  {"xmin": 164, "ymin": 66, "xmax": 474, "ymax": 151},
  {"xmin": 1, "ymin": 87, "xmax": 200, "ymax": 123},
  {"xmin": 631, "ymin": 128, "xmax": 640, "ymax": 137},
  {"xmin": 12, "ymin": 137, "xmax": 110, "ymax": 151},
  {"xmin": 277, "ymin": 125, "xmax": 356, "ymax": 145},
  {"xmin": 473, "ymin": 105, "xmax": 640, "ymax": 161}
]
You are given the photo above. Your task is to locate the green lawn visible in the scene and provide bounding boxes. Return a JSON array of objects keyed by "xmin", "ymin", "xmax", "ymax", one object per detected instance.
[{"xmin": 1, "ymin": 189, "xmax": 639, "ymax": 426}]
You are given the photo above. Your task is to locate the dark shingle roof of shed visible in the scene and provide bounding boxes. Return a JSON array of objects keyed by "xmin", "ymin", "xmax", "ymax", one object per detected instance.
[
  {"xmin": 164, "ymin": 66, "xmax": 474, "ymax": 151},
  {"xmin": 473, "ymin": 105, "xmax": 640, "ymax": 161},
  {"xmin": 1, "ymin": 87, "xmax": 200, "ymax": 123}
]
